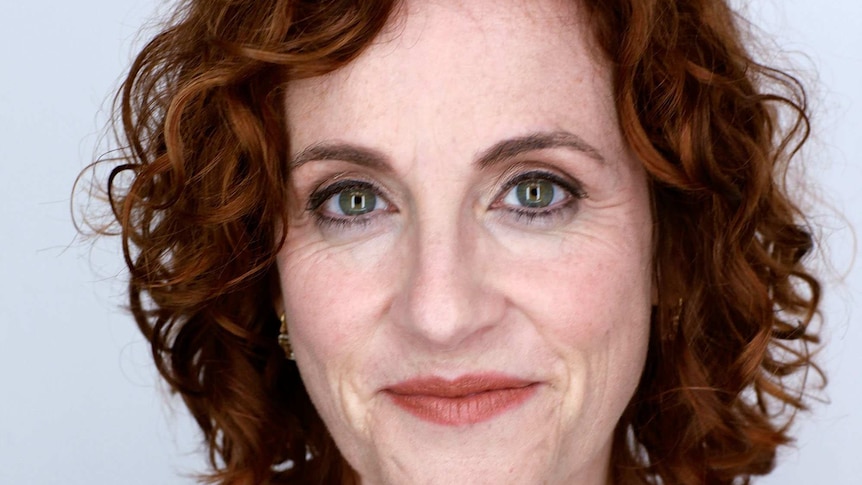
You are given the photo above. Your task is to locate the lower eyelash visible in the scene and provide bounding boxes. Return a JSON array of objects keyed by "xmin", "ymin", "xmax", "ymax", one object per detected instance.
[
  {"xmin": 306, "ymin": 178, "xmax": 390, "ymax": 231},
  {"xmin": 312, "ymin": 212, "xmax": 375, "ymax": 230},
  {"xmin": 508, "ymin": 200, "xmax": 575, "ymax": 225}
]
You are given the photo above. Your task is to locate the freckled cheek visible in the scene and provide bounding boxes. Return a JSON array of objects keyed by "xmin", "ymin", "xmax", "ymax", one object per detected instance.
[
  {"xmin": 495, "ymin": 248, "xmax": 651, "ymax": 423},
  {"xmin": 502, "ymin": 248, "xmax": 648, "ymax": 336},
  {"xmin": 278, "ymin": 247, "xmax": 396, "ymax": 362},
  {"xmin": 503, "ymin": 248, "xmax": 650, "ymax": 433},
  {"xmin": 278, "ymin": 246, "xmax": 402, "ymax": 445}
]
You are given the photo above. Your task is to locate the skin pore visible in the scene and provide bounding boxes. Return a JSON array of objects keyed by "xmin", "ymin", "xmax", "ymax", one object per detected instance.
[{"xmin": 277, "ymin": 0, "xmax": 654, "ymax": 483}]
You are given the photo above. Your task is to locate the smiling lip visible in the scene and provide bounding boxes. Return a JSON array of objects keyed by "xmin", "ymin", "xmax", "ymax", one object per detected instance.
[{"xmin": 384, "ymin": 374, "xmax": 539, "ymax": 426}]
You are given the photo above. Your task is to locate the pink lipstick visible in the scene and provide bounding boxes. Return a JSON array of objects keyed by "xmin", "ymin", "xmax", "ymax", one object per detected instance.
[{"xmin": 384, "ymin": 374, "xmax": 538, "ymax": 426}]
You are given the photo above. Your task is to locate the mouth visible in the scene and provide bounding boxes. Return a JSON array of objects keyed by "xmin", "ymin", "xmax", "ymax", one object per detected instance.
[{"xmin": 383, "ymin": 374, "xmax": 540, "ymax": 426}]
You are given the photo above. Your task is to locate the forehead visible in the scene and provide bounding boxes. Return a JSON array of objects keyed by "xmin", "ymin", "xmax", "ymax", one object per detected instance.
[{"xmin": 285, "ymin": 0, "xmax": 618, "ymax": 159}]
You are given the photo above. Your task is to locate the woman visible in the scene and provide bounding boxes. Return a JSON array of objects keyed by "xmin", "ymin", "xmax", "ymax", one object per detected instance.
[{"xmin": 93, "ymin": 0, "xmax": 822, "ymax": 483}]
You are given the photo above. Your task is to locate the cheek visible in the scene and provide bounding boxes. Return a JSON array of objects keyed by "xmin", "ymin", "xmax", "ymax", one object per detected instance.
[
  {"xmin": 280, "ymin": 215, "xmax": 403, "ymax": 328},
  {"xmin": 277, "ymin": 242, "xmax": 386, "ymax": 362},
  {"xmin": 491, "ymin": 219, "xmax": 653, "ymax": 421},
  {"xmin": 276, "ymin": 233, "xmax": 407, "ymax": 415},
  {"xmin": 276, "ymin": 243, "xmax": 391, "ymax": 445},
  {"xmin": 514, "ymin": 253, "xmax": 651, "ymax": 392},
  {"xmin": 495, "ymin": 229, "xmax": 653, "ymax": 347}
]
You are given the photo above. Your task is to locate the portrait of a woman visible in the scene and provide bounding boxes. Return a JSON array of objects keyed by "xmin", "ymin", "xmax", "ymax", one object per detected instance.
[{"xmin": 75, "ymin": 0, "xmax": 829, "ymax": 483}]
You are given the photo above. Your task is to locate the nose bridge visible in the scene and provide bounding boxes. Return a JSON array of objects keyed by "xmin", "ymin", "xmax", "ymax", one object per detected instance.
[{"xmin": 399, "ymin": 207, "xmax": 490, "ymax": 349}]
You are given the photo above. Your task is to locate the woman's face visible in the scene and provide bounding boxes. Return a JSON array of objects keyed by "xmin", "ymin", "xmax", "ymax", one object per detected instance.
[{"xmin": 278, "ymin": 0, "xmax": 653, "ymax": 483}]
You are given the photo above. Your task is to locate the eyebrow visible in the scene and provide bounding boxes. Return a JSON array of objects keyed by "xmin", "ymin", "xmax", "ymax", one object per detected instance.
[
  {"xmin": 289, "ymin": 130, "xmax": 605, "ymax": 170},
  {"xmin": 290, "ymin": 143, "xmax": 390, "ymax": 170},
  {"xmin": 475, "ymin": 131, "xmax": 605, "ymax": 169}
]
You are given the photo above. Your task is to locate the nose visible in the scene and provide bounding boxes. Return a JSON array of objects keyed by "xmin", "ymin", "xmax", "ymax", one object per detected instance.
[{"xmin": 391, "ymin": 211, "xmax": 505, "ymax": 351}]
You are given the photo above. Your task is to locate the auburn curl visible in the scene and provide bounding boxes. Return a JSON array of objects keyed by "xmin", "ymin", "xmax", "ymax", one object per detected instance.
[{"xmin": 90, "ymin": 0, "xmax": 822, "ymax": 483}]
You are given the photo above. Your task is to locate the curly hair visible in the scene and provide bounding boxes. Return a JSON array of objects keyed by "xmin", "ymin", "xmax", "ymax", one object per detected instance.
[{"xmin": 89, "ymin": 0, "xmax": 822, "ymax": 483}]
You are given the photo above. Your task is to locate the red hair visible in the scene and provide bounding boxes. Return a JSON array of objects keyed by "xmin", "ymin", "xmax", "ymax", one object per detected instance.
[{"xmin": 87, "ymin": 0, "xmax": 822, "ymax": 483}]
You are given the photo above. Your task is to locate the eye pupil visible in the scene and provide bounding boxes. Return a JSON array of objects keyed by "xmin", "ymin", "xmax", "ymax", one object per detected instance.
[
  {"xmin": 339, "ymin": 189, "xmax": 376, "ymax": 215},
  {"xmin": 516, "ymin": 180, "xmax": 553, "ymax": 208}
]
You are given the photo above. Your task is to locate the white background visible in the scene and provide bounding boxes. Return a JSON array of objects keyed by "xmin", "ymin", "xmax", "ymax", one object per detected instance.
[{"xmin": 1, "ymin": 1, "xmax": 858, "ymax": 483}]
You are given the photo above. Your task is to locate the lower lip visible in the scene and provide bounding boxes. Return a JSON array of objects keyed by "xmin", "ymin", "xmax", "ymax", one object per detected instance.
[{"xmin": 385, "ymin": 383, "xmax": 539, "ymax": 426}]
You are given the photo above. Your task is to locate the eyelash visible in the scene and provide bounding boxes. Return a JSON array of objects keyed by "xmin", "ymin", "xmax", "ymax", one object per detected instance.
[
  {"xmin": 306, "ymin": 179, "xmax": 386, "ymax": 230},
  {"xmin": 494, "ymin": 170, "xmax": 587, "ymax": 225},
  {"xmin": 305, "ymin": 170, "xmax": 588, "ymax": 230}
]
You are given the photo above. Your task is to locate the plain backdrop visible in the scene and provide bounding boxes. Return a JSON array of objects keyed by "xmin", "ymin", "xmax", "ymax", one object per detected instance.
[{"xmin": 1, "ymin": 1, "xmax": 858, "ymax": 483}]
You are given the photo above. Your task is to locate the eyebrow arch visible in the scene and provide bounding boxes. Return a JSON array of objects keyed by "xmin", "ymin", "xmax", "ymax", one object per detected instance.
[
  {"xmin": 290, "ymin": 143, "xmax": 391, "ymax": 171},
  {"xmin": 475, "ymin": 130, "xmax": 605, "ymax": 169},
  {"xmin": 289, "ymin": 130, "xmax": 605, "ymax": 171}
]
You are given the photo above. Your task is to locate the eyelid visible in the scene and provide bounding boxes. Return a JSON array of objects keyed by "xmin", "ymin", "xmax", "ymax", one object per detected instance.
[
  {"xmin": 307, "ymin": 179, "xmax": 388, "ymax": 212},
  {"xmin": 494, "ymin": 168, "xmax": 588, "ymax": 205}
]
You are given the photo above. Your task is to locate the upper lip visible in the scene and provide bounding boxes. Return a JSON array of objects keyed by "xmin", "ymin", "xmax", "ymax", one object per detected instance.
[{"xmin": 385, "ymin": 373, "xmax": 536, "ymax": 398}]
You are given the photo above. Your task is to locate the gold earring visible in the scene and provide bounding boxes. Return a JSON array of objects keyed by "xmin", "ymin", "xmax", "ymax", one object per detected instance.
[{"xmin": 278, "ymin": 314, "xmax": 295, "ymax": 360}]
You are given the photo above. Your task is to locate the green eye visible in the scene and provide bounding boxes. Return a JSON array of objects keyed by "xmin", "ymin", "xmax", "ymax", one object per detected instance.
[
  {"xmin": 515, "ymin": 179, "xmax": 555, "ymax": 208},
  {"xmin": 338, "ymin": 189, "xmax": 377, "ymax": 216}
]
